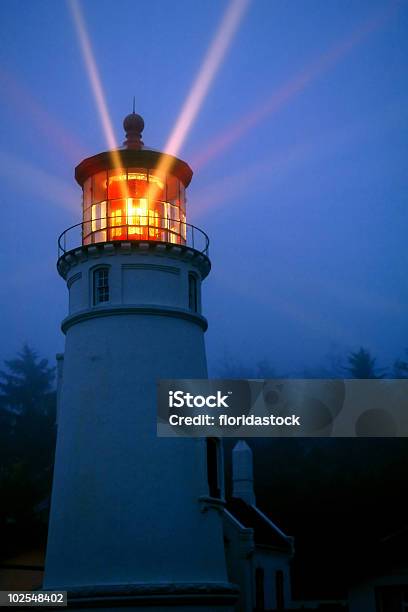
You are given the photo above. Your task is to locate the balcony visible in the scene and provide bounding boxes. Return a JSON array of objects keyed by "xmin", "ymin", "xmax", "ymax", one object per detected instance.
[{"xmin": 57, "ymin": 217, "xmax": 210, "ymax": 260}]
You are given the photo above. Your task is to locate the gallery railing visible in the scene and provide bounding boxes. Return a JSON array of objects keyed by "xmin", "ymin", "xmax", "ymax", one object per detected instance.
[{"xmin": 57, "ymin": 217, "xmax": 210, "ymax": 259}]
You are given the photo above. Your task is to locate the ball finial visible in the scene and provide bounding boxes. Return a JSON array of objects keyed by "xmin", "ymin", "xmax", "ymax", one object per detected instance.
[{"xmin": 123, "ymin": 103, "xmax": 144, "ymax": 149}]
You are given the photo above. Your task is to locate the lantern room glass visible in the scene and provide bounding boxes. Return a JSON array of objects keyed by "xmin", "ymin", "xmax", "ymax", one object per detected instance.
[{"xmin": 82, "ymin": 168, "xmax": 186, "ymax": 246}]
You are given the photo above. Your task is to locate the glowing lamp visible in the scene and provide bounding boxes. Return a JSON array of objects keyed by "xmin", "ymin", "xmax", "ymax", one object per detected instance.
[{"xmin": 75, "ymin": 112, "xmax": 192, "ymax": 247}]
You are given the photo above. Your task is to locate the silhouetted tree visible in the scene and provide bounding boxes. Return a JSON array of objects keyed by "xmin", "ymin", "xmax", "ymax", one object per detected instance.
[
  {"xmin": 0, "ymin": 345, "xmax": 56, "ymax": 471},
  {"xmin": 344, "ymin": 347, "xmax": 386, "ymax": 379},
  {"xmin": 393, "ymin": 350, "xmax": 408, "ymax": 378},
  {"xmin": 0, "ymin": 345, "xmax": 56, "ymax": 558}
]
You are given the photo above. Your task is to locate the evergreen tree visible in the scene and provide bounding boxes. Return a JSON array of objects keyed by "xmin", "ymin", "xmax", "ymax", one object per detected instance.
[
  {"xmin": 0, "ymin": 345, "xmax": 56, "ymax": 557},
  {"xmin": 0, "ymin": 344, "xmax": 54, "ymax": 416},
  {"xmin": 0, "ymin": 344, "xmax": 56, "ymax": 473},
  {"xmin": 393, "ymin": 350, "xmax": 408, "ymax": 378},
  {"xmin": 344, "ymin": 347, "xmax": 386, "ymax": 379}
]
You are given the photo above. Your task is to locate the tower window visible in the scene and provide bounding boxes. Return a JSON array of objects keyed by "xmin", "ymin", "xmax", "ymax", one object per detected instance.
[
  {"xmin": 93, "ymin": 268, "xmax": 109, "ymax": 305},
  {"xmin": 188, "ymin": 273, "xmax": 198, "ymax": 312},
  {"xmin": 206, "ymin": 437, "xmax": 221, "ymax": 499}
]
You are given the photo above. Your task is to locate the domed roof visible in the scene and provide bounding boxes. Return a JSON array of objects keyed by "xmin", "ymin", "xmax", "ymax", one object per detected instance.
[
  {"xmin": 123, "ymin": 110, "xmax": 144, "ymax": 150},
  {"xmin": 123, "ymin": 112, "xmax": 144, "ymax": 134}
]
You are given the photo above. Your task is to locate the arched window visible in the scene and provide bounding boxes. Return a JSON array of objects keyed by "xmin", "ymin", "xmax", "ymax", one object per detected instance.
[
  {"xmin": 206, "ymin": 437, "xmax": 221, "ymax": 499},
  {"xmin": 93, "ymin": 268, "xmax": 109, "ymax": 305},
  {"xmin": 188, "ymin": 273, "xmax": 198, "ymax": 312}
]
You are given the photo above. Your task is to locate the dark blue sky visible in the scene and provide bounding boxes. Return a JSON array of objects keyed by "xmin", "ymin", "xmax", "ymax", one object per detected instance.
[{"xmin": 0, "ymin": 0, "xmax": 407, "ymax": 374}]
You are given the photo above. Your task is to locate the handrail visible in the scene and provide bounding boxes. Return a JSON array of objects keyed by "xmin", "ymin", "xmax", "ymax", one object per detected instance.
[{"xmin": 57, "ymin": 216, "xmax": 210, "ymax": 258}]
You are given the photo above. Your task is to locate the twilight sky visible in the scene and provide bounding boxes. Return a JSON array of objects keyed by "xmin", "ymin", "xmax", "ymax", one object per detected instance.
[{"xmin": 0, "ymin": 0, "xmax": 407, "ymax": 375}]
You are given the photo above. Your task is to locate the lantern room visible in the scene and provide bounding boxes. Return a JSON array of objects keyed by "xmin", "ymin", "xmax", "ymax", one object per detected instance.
[{"xmin": 74, "ymin": 112, "xmax": 193, "ymax": 247}]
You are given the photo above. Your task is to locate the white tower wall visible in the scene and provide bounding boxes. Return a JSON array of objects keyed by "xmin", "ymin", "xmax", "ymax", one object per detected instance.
[{"xmin": 44, "ymin": 241, "xmax": 237, "ymax": 610}]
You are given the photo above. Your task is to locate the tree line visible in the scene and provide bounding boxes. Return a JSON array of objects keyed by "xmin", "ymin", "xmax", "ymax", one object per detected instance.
[
  {"xmin": 216, "ymin": 346, "xmax": 408, "ymax": 379},
  {"xmin": 0, "ymin": 343, "xmax": 407, "ymax": 562}
]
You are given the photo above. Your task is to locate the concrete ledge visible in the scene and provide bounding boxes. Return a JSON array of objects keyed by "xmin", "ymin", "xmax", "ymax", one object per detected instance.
[
  {"xmin": 57, "ymin": 240, "xmax": 211, "ymax": 280},
  {"xmin": 61, "ymin": 304, "xmax": 208, "ymax": 334}
]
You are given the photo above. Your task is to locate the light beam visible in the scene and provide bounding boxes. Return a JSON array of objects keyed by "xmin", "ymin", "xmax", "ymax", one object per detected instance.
[
  {"xmin": 68, "ymin": 0, "xmax": 117, "ymax": 151},
  {"xmin": 191, "ymin": 2, "xmax": 398, "ymax": 170},
  {"xmin": 0, "ymin": 150, "xmax": 78, "ymax": 212},
  {"xmin": 149, "ymin": 0, "xmax": 250, "ymax": 204},
  {"xmin": 0, "ymin": 68, "xmax": 86, "ymax": 163},
  {"xmin": 164, "ymin": 0, "xmax": 250, "ymax": 158}
]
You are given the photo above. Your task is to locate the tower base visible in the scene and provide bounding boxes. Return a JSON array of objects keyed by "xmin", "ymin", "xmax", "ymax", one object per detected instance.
[{"xmin": 49, "ymin": 583, "xmax": 238, "ymax": 611}]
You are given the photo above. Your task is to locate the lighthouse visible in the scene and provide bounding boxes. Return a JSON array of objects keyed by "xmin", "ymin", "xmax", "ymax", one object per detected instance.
[{"xmin": 44, "ymin": 112, "xmax": 238, "ymax": 611}]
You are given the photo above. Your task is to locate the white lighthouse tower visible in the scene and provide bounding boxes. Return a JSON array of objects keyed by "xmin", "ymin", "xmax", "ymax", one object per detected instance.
[{"xmin": 44, "ymin": 112, "xmax": 237, "ymax": 611}]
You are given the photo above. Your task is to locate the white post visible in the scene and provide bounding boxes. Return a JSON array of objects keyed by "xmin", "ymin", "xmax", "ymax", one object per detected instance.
[{"xmin": 232, "ymin": 440, "xmax": 256, "ymax": 505}]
